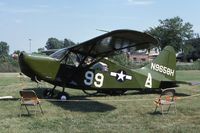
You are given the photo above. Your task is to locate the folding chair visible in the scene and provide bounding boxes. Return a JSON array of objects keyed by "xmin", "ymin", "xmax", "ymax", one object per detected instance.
[
  {"xmin": 19, "ymin": 90, "xmax": 44, "ymax": 117},
  {"xmin": 154, "ymin": 88, "xmax": 177, "ymax": 115}
]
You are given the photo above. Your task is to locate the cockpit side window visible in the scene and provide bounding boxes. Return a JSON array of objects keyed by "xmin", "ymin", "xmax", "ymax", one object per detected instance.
[
  {"xmin": 50, "ymin": 48, "xmax": 68, "ymax": 60},
  {"xmin": 63, "ymin": 52, "xmax": 80, "ymax": 67}
]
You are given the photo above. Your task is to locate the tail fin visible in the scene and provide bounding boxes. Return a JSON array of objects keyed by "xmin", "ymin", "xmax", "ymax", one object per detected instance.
[{"xmin": 145, "ymin": 46, "xmax": 176, "ymax": 80}]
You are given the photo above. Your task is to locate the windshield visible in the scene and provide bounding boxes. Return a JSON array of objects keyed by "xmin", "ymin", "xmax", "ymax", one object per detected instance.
[{"xmin": 50, "ymin": 48, "xmax": 68, "ymax": 59}]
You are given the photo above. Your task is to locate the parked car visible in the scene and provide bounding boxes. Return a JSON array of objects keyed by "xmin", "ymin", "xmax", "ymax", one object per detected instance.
[{"xmin": 176, "ymin": 51, "xmax": 200, "ymax": 62}]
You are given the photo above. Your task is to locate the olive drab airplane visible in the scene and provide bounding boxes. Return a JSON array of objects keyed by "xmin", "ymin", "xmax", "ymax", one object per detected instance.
[{"xmin": 18, "ymin": 29, "xmax": 186, "ymax": 99}]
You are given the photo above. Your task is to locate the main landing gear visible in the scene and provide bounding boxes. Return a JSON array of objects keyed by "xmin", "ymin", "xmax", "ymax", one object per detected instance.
[{"xmin": 43, "ymin": 86, "xmax": 69, "ymax": 100}]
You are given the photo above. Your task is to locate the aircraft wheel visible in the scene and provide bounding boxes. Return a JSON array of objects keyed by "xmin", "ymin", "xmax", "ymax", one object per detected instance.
[
  {"xmin": 189, "ymin": 59, "xmax": 194, "ymax": 63},
  {"xmin": 163, "ymin": 89, "xmax": 176, "ymax": 96},
  {"xmin": 57, "ymin": 92, "xmax": 69, "ymax": 101}
]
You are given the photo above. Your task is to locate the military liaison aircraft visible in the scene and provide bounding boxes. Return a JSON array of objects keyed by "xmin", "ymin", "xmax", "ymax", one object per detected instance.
[{"xmin": 19, "ymin": 29, "xmax": 187, "ymax": 99}]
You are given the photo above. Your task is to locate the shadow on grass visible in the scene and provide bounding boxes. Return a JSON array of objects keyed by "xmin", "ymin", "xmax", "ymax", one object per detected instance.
[
  {"xmin": 23, "ymin": 87, "xmax": 161, "ymax": 98},
  {"xmin": 23, "ymin": 87, "xmax": 116, "ymax": 112},
  {"xmin": 148, "ymin": 111, "xmax": 163, "ymax": 116},
  {"xmin": 20, "ymin": 87, "xmax": 191, "ymax": 113},
  {"xmin": 148, "ymin": 111, "xmax": 177, "ymax": 116},
  {"xmin": 51, "ymin": 100, "xmax": 116, "ymax": 112},
  {"xmin": 22, "ymin": 87, "xmax": 106, "ymax": 99},
  {"xmin": 22, "ymin": 86, "xmax": 192, "ymax": 97}
]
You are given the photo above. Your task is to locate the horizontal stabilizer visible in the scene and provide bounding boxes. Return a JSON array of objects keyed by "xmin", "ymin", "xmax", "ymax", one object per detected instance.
[
  {"xmin": 189, "ymin": 81, "xmax": 200, "ymax": 86},
  {"xmin": 173, "ymin": 81, "xmax": 200, "ymax": 86},
  {"xmin": 0, "ymin": 96, "xmax": 13, "ymax": 100}
]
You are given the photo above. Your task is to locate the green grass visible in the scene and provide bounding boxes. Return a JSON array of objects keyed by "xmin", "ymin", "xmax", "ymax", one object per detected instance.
[
  {"xmin": 0, "ymin": 71, "xmax": 200, "ymax": 133},
  {"xmin": 176, "ymin": 70, "xmax": 200, "ymax": 81}
]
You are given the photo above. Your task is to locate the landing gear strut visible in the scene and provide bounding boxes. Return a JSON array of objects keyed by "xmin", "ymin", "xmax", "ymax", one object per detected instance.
[
  {"xmin": 43, "ymin": 86, "xmax": 69, "ymax": 100},
  {"xmin": 43, "ymin": 85, "xmax": 57, "ymax": 98}
]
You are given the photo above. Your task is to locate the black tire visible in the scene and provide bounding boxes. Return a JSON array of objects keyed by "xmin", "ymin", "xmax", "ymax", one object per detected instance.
[
  {"xmin": 163, "ymin": 89, "xmax": 176, "ymax": 96},
  {"xmin": 57, "ymin": 92, "xmax": 69, "ymax": 100}
]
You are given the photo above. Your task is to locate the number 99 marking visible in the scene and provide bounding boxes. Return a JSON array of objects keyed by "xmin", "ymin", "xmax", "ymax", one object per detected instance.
[
  {"xmin": 84, "ymin": 71, "xmax": 94, "ymax": 86},
  {"xmin": 84, "ymin": 71, "xmax": 104, "ymax": 88}
]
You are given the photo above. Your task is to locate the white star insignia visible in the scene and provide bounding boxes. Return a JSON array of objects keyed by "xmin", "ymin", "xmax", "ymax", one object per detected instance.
[
  {"xmin": 117, "ymin": 71, "xmax": 126, "ymax": 81},
  {"xmin": 110, "ymin": 70, "xmax": 132, "ymax": 82}
]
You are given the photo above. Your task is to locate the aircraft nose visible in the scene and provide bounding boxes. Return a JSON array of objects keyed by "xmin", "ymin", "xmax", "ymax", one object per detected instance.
[
  {"xmin": 18, "ymin": 52, "xmax": 27, "ymax": 69},
  {"xmin": 19, "ymin": 52, "xmax": 24, "ymax": 62},
  {"xmin": 18, "ymin": 52, "xmax": 35, "ymax": 79},
  {"xmin": 18, "ymin": 52, "xmax": 27, "ymax": 72}
]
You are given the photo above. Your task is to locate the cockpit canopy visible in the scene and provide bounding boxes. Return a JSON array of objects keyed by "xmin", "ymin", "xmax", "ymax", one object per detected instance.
[
  {"xmin": 69, "ymin": 30, "xmax": 158, "ymax": 58},
  {"xmin": 49, "ymin": 29, "xmax": 158, "ymax": 68},
  {"xmin": 50, "ymin": 48, "xmax": 68, "ymax": 60}
]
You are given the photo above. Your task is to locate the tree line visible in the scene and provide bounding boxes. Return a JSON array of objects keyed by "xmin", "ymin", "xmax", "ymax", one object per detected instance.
[
  {"xmin": 43, "ymin": 38, "xmax": 76, "ymax": 50},
  {"xmin": 0, "ymin": 16, "xmax": 200, "ymax": 59},
  {"xmin": 146, "ymin": 16, "xmax": 200, "ymax": 55}
]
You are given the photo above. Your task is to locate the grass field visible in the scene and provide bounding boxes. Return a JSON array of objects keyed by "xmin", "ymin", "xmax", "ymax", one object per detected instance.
[{"xmin": 0, "ymin": 71, "xmax": 200, "ymax": 133}]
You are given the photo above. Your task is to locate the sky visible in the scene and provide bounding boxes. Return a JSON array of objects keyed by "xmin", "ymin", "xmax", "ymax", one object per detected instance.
[{"xmin": 0, "ymin": 0, "xmax": 199, "ymax": 53}]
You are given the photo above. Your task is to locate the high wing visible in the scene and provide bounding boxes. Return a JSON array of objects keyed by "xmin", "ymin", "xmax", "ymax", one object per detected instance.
[{"xmin": 69, "ymin": 29, "xmax": 159, "ymax": 58}]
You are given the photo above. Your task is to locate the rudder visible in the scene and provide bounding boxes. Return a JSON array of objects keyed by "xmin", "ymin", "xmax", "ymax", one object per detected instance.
[{"xmin": 145, "ymin": 46, "xmax": 176, "ymax": 80}]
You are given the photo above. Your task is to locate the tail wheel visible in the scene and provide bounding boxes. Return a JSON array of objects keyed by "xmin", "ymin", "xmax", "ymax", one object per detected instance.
[{"xmin": 163, "ymin": 89, "xmax": 176, "ymax": 96}]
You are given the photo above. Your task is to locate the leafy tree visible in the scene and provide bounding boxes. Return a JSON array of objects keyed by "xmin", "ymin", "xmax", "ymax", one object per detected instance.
[
  {"xmin": 45, "ymin": 38, "xmax": 76, "ymax": 50},
  {"xmin": 63, "ymin": 38, "xmax": 76, "ymax": 47},
  {"xmin": 13, "ymin": 50, "xmax": 21, "ymax": 55},
  {"xmin": 186, "ymin": 34, "xmax": 200, "ymax": 52},
  {"xmin": 45, "ymin": 38, "xmax": 64, "ymax": 50},
  {"xmin": 183, "ymin": 35, "xmax": 200, "ymax": 61},
  {"xmin": 0, "ymin": 41, "xmax": 9, "ymax": 56},
  {"xmin": 0, "ymin": 41, "xmax": 19, "ymax": 72},
  {"xmin": 146, "ymin": 16, "xmax": 194, "ymax": 52},
  {"xmin": 38, "ymin": 47, "xmax": 45, "ymax": 52}
]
